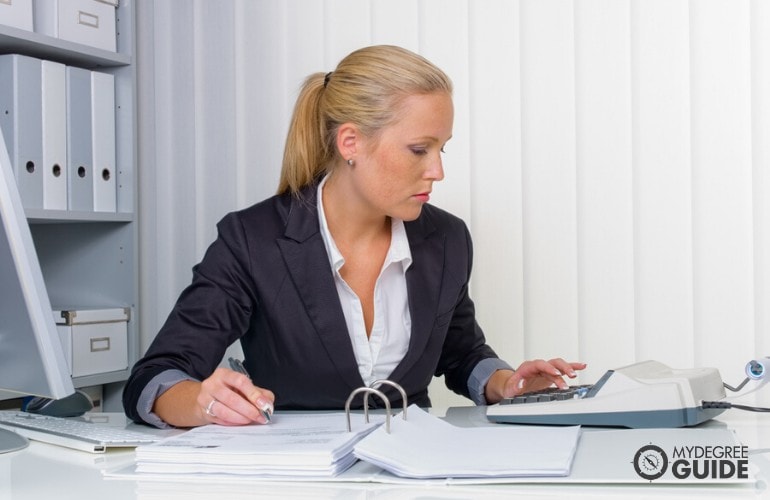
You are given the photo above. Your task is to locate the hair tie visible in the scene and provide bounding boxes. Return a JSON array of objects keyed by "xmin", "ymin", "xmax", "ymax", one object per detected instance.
[{"xmin": 324, "ymin": 72, "xmax": 332, "ymax": 88}]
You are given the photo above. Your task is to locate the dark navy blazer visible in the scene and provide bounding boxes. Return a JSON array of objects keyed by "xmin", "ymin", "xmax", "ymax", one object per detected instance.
[{"xmin": 123, "ymin": 182, "xmax": 500, "ymax": 423}]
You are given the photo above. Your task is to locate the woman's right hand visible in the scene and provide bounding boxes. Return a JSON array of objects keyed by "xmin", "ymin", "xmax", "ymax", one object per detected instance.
[
  {"xmin": 198, "ymin": 367, "xmax": 275, "ymax": 425},
  {"xmin": 153, "ymin": 368, "xmax": 275, "ymax": 428}
]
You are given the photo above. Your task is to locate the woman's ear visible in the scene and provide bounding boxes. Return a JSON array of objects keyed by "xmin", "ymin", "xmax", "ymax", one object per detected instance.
[{"xmin": 336, "ymin": 123, "xmax": 359, "ymax": 163}]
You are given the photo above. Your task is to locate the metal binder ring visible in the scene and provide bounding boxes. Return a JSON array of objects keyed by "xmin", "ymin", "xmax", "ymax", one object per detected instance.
[
  {"xmin": 345, "ymin": 387, "xmax": 391, "ymax": 433},
  {"xmin": 368, "ymin": 379, "xmax": 408, "ymax": 420}
]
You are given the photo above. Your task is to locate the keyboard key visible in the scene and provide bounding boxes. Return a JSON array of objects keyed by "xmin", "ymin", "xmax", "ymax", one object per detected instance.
[{"xmin": 501, "ymin": 384, "xmax": 596, "ymax": 406}]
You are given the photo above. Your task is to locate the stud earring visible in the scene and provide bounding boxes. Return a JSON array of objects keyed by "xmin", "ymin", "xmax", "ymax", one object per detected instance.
[{"xmin": 347, "ymin": 159, "xmax": 355, "ymax": 166}]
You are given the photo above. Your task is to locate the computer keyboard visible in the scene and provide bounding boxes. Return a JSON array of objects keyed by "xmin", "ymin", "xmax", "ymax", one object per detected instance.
[
  {"xmin": 486, "ymin": 360, "xmax": 728, "ymax": 428},
  {"xmin": 0, "ymin": 410, "xmax": 162, "ymax": 453}
]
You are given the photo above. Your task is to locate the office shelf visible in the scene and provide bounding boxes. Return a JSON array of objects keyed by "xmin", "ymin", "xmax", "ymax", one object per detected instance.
[
  {"xmin": 0, "ymin": 4, "xmax": 138, "ymax": 400},
  {"xmin": 0, "ymin": 24, "xmax": 130, "ymax": 68},
  {"xmin": 26, "ymin": 208, "xmax": 133, "ymax": 224}
]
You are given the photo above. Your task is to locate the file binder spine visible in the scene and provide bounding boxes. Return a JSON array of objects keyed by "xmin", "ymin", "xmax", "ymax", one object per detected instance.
[
  {"xmin": 41, "ymin": 60, "xmax": 67, "ymax": 211},
  {"xmin": 0, "ymin": 55, "xmax": 44, "ymax": 209},
  {"xmin": 66, "ymin": 66, "xmax": 93, "ymax": 211},
  {"xmin": 90, "ymin": 70, "xmax": 116, "ymax": 212}
]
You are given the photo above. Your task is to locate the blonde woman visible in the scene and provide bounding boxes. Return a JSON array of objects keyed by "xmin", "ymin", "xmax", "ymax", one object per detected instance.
[{"xmin": 124, "ymin": 45, "xmax": 584, "ymax": 428}]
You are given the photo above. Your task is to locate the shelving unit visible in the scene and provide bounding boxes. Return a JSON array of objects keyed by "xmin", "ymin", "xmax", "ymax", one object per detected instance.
[{"xmin": 0, "ymin": 3, "xmax": 138, "ymax": 405}]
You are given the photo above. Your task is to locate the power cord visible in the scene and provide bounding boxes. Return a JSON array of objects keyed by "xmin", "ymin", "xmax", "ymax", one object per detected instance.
[
  {"xmin": 724, "ymin": 378, "xmax": 751, "ymax": 392},
  {"xmin": 703, "ymin": 400, "xmax": 770, "ymax": 413},
  {"xmin": 709, "ymin": 358, "xmax": 770, "ymax": 412}
]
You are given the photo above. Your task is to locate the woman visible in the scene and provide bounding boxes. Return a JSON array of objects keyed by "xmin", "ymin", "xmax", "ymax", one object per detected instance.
[{"xmin": 123, "ymin": 45, "xmax": 585, "ymax": 428}]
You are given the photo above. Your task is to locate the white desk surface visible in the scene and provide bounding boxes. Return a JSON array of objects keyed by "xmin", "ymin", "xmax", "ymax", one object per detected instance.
[{"xmin": 2, "ymin": 406, "xmax": 770, "ymax": 500}]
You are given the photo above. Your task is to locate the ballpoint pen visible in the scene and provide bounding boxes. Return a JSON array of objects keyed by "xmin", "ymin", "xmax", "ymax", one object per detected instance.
[{"xmin": 228, "ymin": 357, "xmax": 273, "ymax": 422}]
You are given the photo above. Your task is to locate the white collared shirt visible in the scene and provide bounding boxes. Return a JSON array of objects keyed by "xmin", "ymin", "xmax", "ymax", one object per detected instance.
[{"xmin": 317, "ymin": 176, "xmax": 412, "ymax": 387}]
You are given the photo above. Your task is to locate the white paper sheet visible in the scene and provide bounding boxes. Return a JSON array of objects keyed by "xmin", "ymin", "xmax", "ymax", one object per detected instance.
[
  {"xmin": 353, "ymin": 406, "xmax": 580, "ymax": 478},
  {"xmin": 135, "ymin": 412, "xmax": 381, "ymax": 476}
]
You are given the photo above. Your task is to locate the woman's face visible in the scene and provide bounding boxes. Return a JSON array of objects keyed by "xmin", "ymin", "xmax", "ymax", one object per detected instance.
[{"xmin": 352, "ymin": 91, "xmax": 454, "ymax": 222}]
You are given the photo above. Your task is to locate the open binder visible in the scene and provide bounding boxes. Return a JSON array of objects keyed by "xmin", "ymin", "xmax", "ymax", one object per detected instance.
[
  {"xmin": 131, "ymin": 380, "xmax": 580, "ymax": 480},
  {"xmin": 346, "ymin": 381, "xmax": 579, "ymax": 479}
]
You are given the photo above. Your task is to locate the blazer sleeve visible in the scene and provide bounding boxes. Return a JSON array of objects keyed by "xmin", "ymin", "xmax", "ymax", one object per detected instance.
[
  {"xmin": 432, "ymin": 218, "xmax": 501, "ymax": 399},
  {"xmin": 122, "ymin": 212, "xmax": 256, "ymax": 423}
]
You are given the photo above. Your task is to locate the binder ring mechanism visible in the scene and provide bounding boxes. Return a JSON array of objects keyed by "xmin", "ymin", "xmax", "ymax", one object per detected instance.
[{"xmin": 344, "ymin": 379, "xmax": 408, "ymax": 434}]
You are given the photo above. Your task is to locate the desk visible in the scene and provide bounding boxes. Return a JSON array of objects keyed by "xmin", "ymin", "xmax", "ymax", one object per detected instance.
[{"xmin": 2, "ymin": 407, "xmax": 770, "ymax": 500}]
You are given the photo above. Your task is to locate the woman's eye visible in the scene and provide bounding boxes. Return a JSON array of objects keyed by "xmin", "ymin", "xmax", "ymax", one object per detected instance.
[{"xmin": 410, "ymin": 147, "xmax": 428, "ymax": 156}]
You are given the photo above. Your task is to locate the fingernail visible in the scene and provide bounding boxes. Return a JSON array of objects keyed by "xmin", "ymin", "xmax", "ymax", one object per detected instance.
[{"xmin": 257, "ymin": 398, "xmax": 273, "ymax": 414}]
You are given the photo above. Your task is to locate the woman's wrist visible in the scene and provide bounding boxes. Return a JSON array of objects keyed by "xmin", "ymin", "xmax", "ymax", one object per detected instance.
[{"xmin": 484, "ymin": 369, "xmax": 515, "ymax": 404}]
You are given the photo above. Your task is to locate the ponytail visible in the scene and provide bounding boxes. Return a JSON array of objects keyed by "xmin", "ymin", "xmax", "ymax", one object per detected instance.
[{"xmin": 277, "ymin": 72, "xmax": 329, "ymax": 194}]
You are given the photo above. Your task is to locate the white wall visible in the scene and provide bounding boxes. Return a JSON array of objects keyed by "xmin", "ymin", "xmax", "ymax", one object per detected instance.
[{"xmin": 136, "ymin": 0, "xmax": 770, "ymax": 408}]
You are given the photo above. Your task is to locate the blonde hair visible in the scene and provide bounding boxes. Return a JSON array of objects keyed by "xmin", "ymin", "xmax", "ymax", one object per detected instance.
[{"xmin": 277, "ymin": 45, "xmax": 453, "ymax": 195}]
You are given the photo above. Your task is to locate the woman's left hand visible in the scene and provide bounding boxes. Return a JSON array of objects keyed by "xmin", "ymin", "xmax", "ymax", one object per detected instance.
[{"xmin": 485, "ymin": 358, "xmax": 587, "ymax": 404}]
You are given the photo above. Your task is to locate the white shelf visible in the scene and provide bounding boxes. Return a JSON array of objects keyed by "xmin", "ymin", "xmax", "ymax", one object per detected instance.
[
  {"xmin": 0, "ymin": 3, "xmax": 138, "ymax": 402},
  {"xmin": 0, "ymin": 24, "xmax": 130, "ymax": 68},
  {"xmin": 25, "ymin": 208, "xmax": 133, "ymax": 224}
]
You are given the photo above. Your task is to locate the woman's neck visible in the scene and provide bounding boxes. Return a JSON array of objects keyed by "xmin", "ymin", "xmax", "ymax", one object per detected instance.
[{"xmin": 321, "ymin": 173, "xmax": 391, "ymax": 247}]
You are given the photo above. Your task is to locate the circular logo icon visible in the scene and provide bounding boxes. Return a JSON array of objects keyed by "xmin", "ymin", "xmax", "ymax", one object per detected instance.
[{"xmin": 633, "ymin": 444, "xmax": 668, "ymax": 481}]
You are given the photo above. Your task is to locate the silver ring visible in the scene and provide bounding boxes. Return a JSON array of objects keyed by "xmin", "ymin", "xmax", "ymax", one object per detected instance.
[{"xmin": 205, "ymin": 399, "xmax": 217, "ymax": 417}]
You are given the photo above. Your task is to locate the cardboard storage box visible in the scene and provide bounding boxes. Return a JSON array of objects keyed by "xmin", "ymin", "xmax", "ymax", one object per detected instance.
[
  {"xmin": 0, "ymin": 0, "xmax": 33, "ymax": 31},
  {"xmin": 34, "ymin": 0, "xmax": 118, "ymax": 52},
  {"xmin": 55, "ymin": 307, "xmax": 129, "ymax": 377}
]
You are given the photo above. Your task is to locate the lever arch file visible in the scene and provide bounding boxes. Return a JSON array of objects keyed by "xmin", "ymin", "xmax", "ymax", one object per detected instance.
[
  {"xmin": 90, "ymin": 70, "xmax": 116, "ymax": 212},
  {"xmin": 66, "ymin": 66, "xmax": 93, "ymax": 212},
  {"xmin": 0, "ymin": 54, "xmax": 44, "ymax": 209},
  {"xmin": 41, "ymin": 60, "xmax": 68, "ymax": 211},
  {"xmin": 353, "ymin": 405, "xmax": 579, "ymax": 479},
  {"xmin": 345, "ymin": 379, "xmax": 580, "ymax": 479}
]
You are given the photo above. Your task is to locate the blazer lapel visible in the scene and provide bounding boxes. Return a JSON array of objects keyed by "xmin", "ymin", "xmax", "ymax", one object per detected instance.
[
  {"xmin": 388, "ymin": 211, "xmax": 444, "ymax": 383},
  {"xmin": 276, "ymin": 186, "xmax": 364, "ymax": 390}
]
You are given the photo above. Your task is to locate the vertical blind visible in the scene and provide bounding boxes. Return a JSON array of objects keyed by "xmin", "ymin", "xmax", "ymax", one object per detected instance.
[{"xmin": 136, "ymin": 0, "xmax": 770, "ymax": 408}]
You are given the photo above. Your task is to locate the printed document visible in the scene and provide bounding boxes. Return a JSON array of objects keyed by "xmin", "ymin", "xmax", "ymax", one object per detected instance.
[
  {"xmin": 354, "ymin": 406, "xmax": 580, "ymax": 478},
  {"xmin": 135, "ymin": 412, "xmax": 381, "ymax": 477}
]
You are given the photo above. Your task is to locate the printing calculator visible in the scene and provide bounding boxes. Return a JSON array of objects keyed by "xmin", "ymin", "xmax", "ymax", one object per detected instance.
[{"xmin": 486, "ymin": 360, "xmax": 728, "ymax": 428}]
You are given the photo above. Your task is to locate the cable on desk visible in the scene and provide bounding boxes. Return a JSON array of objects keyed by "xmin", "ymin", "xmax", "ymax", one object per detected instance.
[
  {"xmin": 702, "ymin": 401, "xmax": 770, "ymax": 413},
  {"xmin": 724, "ymin": 378, "xmax": 751, "ymax": 392}
]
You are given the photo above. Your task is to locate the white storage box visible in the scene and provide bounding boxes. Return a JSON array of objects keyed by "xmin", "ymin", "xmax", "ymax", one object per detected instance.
[
  {"xmin": 34, "ymin": 0, "xmax": 118, "ymax": 52},
  {"xmin": 55, "ymin": 307, "xmax": 129, "ymax": 377},
  {"xmin": 0, "ymin": 0, "xmax": 33, "ymax": 31}
]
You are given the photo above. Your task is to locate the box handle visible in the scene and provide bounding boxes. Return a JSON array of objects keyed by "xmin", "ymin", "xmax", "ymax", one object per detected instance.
[
  {"xmin": 90, "ymin": 337, "xmax": 111, "ymax": 352},
  {"xmin": 78, "ymin": 11, "xmax": 100, "ymax": 29}
]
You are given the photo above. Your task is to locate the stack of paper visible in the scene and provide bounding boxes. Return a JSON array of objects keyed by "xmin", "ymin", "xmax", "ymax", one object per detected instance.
[
  {"xmin": 135, "ymin": 412, "xmax": 380, "ymax": 478},
  {"xmin": 353, "ymin": 406, "xmax": 580, "ymax": 479}
]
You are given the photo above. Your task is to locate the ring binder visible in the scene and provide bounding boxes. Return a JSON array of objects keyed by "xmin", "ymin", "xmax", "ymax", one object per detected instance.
[
  {"xmin": 344, "ymin": 380, "xmax": 408, "ymax": 434},
  {"xmin": 367, "ymin": 379, "xmax": 408, "ymax": 419},
  {"xmin": 345, "ymin": 387, "xmax": 390, "ymax": 433}
]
